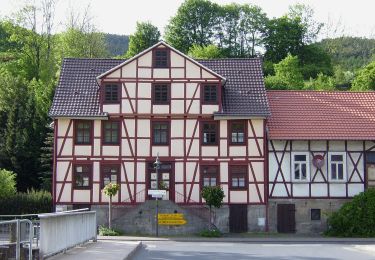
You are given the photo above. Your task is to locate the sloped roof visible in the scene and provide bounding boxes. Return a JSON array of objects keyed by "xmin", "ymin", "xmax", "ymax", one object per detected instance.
[
  {"xmin": 49, "ymin": 57, "xmax": 269, "ymax": 118},
  {"xmin": 267, "ymin": 90, "xmax": 375, "ymax": 140}
]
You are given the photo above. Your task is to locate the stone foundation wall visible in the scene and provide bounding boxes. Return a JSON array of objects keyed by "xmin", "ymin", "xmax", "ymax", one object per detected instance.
[{"xmin": 268, "ymin": 199, "xmax": 350, "ymax": 234}]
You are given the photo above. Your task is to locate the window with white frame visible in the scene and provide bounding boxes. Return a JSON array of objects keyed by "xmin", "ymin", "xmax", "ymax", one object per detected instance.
[
  {"xmin": 328, "ymin": 152, "xmax": 346, "ymax": 181},
  {"xmin": 291, "ymin": 152, "xmax": 310, "ymax": 181}
]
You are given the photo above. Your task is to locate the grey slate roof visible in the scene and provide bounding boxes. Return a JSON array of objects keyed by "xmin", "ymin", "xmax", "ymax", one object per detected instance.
[{"xmin": 49, "ymin": 57, "xmax": 270, "ymax": 118}]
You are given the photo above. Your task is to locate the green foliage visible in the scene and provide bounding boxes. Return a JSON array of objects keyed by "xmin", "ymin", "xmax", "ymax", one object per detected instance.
[
  {"xmin": 265, "ymin": 54, "xmax": 304, "ymax": 89},
  {"xmin": 0, "ymin": 189, "xmax": 52, "ymax": 215},
  {"xmin": 199, "ymin": 228, "xmax": 222, "ymax": 237},
  {"xmin": 188, "ymin": 44, "xmax": 223, "ymax": 59},
  {"xmin": 98, "ymin": 226, "xmax": 123, "ymax": 236},
  {"xmin": 103, "ymin": 183, "xmax": 120, "ymax": 197},
  {"xmin": 125, "ymin": 22, "xmax": 160, "ymax": 58},
  {"xmin": 105, "ymin": 34, "xmax": 129, "ymax": 56},
  {"xmin": 201, "ymin": 186, "xmax": 225, "ymax": 209},
  {"xmin": 299, "ymin": 44, "xmax": 333, "ymax": 79},
  {"xmin": 326, "ymin": 189, "xmax": 375, "ymax": 237},
  {"xmin": 351, "ymin": 61, "xmax": 375, "ymax": 91},
  {"xmin": 0, "ymin": 169, "xmax": 16, "ymax": 198},
  {"xmin": 304, "ymin": 73, "xmax": 336, "ymax": 91}
]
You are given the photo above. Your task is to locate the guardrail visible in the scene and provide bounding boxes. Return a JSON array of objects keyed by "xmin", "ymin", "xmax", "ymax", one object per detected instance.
[
  {"xmin": 0, "ymin": 219, "xmax": 33, "ymax": 260},
  {"xmin": 38, "ymin": 209, "xmax": 97, "ymax": 259}
]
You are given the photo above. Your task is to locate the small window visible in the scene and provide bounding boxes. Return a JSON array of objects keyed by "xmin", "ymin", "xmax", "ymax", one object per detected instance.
[
  {"xmin": 153, "ymin": 49, "xmax": 169, "ymax": 68},
  {"xmin": 101, "ymin": 165, "xmax": 119, "ymax": 188},
  {"xmin": 152, "ymin": 122, "xmax": 169, "ymax": 145},
  {"xmin": 104, "ymin": 84, "xmax": 120, "ymax": 103},
  {"xmin": 74, "ymin": 164, "xmax": 91, "ymax": 189},
  {"xmin": 292, "ymin": 152, "xmax": 310, "ymax": 181},
  {"xmin": 103, "ymin": 121, "xmax": 120, "ymax": 145},
  {"xmin": 230, "ymin": 121, "xmax": 245, "ymax": 144},
  {"xmin": 202, "ymin": 122, "xmax": 218, "ymax": 145},
  {"xmin": 153, "ymin": 84, "xmax": 169, "ymax": 104},
  {"xmin": 203, "ymin": 85, "xmax": 218, "ymax": 103},
  {"xmin": 311, "ymin": 209, "xmax": 321, "ymax": 221},
  {"xmin": 75, "ymin": 121, "xmax": 92, "ymax": 145},
  {"xmin": 329, "ymin": 152, "xmax": 346, "ymax": 181},
  {"xmin": 230, "ymin": 165, "xmax": 247, "ymax": 189},
  {"xmin": 201, "ymin": 166, "xmax": 219, "ymax": 187}
]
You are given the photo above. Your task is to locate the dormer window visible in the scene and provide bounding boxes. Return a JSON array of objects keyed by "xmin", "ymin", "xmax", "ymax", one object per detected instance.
[
  {"xmin": 153, "ymin": 49, "xmax": 169, "ymax": 68},
  {"xmin": 202, "ymin": 85, "xmax": 218, "ymax": 104},
  {"xmin": 104, "ymin": 84, "xmax": 120, "ymax": 103}
]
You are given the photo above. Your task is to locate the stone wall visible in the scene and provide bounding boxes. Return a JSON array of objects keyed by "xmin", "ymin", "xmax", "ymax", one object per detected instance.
[{"xmin": 268, "ymin": 199, "xmax": 350, "ymax": 234}]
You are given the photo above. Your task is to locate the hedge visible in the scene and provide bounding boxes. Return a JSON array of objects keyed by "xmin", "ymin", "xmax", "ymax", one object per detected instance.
[
  {"xmin": 0, "ymin": 190, "xmax": 52, "ymax": 215},
  {"xmin": 326, "ymin": 188, "xmax": 375, "ymax": 237}
]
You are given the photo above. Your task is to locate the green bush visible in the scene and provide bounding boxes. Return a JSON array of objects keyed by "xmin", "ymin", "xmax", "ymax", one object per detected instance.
[
  {"xmin": 0, "ymin": 169, "xmax": 17, "ymax": 199},
  {"xmin": 98, "ymin": 226, "xmax": 123, "ymax": 236},
  {"xmin": 0, "ymin": 189, "xmax": 52, "ymax": 215},
  {"xmin": 199, "ymin": 229, "xmax": 222, "ymax": 237},
  {"xmin": 326, "ymin": 189, "xmax": 375, "ymax": 237}
]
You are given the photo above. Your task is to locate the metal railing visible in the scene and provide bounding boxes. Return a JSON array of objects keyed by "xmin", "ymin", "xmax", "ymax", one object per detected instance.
[
  {"xmin": 38, "ymin": 209, "xmax": 97, "ymax": 259},
  {"xmin": 0, "ymin": 219, "xmax": 33, "ymax": 260}
]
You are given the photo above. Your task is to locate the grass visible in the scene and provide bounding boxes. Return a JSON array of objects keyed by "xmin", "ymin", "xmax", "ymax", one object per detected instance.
[{"xmin": 98, "ymin": 226, "xmax": 124, "ymax": 236}]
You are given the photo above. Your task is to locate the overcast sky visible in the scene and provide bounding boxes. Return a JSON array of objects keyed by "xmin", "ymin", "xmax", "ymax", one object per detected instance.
[{"xmin": 0, "ymin": 0, "xmax": 374, "ymax": 38}]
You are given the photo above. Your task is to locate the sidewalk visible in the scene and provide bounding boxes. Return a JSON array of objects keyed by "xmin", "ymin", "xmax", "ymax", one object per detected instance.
[
  {"xmin": 48, "ymin": 240, "xmax": 142, "ymax": 260},
  {"xmin": 98, "ymin": 234, "xmax": 375, "ymax": 244}
]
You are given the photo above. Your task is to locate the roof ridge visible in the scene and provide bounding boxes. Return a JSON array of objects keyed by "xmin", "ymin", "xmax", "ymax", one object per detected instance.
[{"xmin": 63, "ymin": 57, "xmax": 126, "ymax": 61}]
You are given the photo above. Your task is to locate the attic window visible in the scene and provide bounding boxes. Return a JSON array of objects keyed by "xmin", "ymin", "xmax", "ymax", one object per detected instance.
[
  {"xmin": 103, "ymin": 84, "xmax": 120, "ymax": 103},
  {"xmin": 153, "ymin": 49, "xmax": 169, "ymax": 68}
]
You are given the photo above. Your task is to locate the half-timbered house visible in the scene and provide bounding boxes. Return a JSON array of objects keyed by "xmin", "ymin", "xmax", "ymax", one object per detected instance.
[
  {"xmin": 49, "ymin": 41, "xmax": 269, "ymax": 233},
  {"xmin": 267, "ymin": 90, "xmax": 375, "ymax": 233}
]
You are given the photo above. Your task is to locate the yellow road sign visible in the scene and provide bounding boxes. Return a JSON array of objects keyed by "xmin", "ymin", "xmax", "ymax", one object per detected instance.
[
  {"xmin": 158, "ymin": 219, "xmax": 187, "ymax": 225},
  {"xmin": 158, "ymin": 213, "xmax": 184, "ymax": 220}
]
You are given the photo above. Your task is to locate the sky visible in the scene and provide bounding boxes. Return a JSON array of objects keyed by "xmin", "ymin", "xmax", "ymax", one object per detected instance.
[{"xmin": 0, "ymin": 0, "xmax": 374, "ymax": 38}]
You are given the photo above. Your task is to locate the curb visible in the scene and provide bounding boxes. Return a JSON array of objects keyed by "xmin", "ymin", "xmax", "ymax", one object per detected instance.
[{"xmin": 124, "ymin": 241, "xmax": 143, "ymax": 260}]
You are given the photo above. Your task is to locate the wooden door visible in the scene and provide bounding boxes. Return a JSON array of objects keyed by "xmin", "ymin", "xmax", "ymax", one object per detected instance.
[
  {"xmin": 277, "ymin": 204, "xmax": 296, "ymax": 233},
  {"xmin": 148, "ymin": 162, "xmax": 174, "ymax": 201},
  {"xmin": 229, "ymin": 204, "xmax": 248, "ymax": 233}
]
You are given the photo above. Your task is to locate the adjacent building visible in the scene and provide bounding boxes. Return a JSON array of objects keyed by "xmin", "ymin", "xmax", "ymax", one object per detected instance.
[{"xmin": 49, "ymin": 41, "xmax": 375, "ymax": 234}]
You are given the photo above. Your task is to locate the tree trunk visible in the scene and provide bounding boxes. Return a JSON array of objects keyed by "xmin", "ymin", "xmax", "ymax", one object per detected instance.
[
  {"xmin": 109, "ymin": 195, "xmax": 112, "ymax": 229},
  {"xmin": 209, "ymin": 206, "xmax": 212, "ymax": 230}
]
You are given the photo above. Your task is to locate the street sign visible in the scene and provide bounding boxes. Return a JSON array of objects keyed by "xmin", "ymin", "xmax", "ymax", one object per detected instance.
[
  {"xmin": 148, "ymin": 190, "xmax": 166, "ymax": 198},
  {"xmin": 157, "ymin": 213, "xmax": 187, "ymax": 225},
  {"xmin": 158, "ymin": 213, "xmax": 184, "ymax": 220}
]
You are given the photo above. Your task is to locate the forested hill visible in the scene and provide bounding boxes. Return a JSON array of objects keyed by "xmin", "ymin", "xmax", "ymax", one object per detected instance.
[
  {"xmin": 316, "ymin": 37, "xmax": 375, "ymax": 71},
  {"xmin": 105, "ymin": 34, "xmax": 129, "ymax": 56}
]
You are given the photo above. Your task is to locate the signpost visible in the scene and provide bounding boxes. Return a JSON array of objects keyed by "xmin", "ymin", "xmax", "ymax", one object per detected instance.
[
  {"xmin": 158, "ymin": 213, "xmax": 187, "ymax": 225},
  {"xmin": 148, "ymin": 190, "xmax": 166, "ymax": 198}
]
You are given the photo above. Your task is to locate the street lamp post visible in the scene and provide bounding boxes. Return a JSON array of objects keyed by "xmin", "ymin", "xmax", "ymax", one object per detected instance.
[{"xmin": 154, "ymin": 155, "xmax": 161, "ymax": 237}]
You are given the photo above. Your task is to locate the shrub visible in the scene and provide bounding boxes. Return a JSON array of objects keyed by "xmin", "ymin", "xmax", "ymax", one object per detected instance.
[
  {"xmin": 326, "ymin": 189, "xmax": 375, "ymax": 237},
  {"xmin": 0, "ymin": 169, "xmax": 17, "ymax": 199},
  {"xmin": 98, "ymin": 226, "xmax": 123, "ymax": 236},
  {"xmin": 199, "ymin": 228, "xmax": 222, "ymax": 237},
  {"xmin": 0, "ymin": 189, "xmax": 52, "ymax": 215}
]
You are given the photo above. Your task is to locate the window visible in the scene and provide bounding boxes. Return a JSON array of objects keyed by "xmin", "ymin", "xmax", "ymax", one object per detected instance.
[
  {"xmin": 201, "ymin": 166, "xmax": 219, "ymax": 187},
  {"xmin": 101, "ymin": 165, "xmax": 119, "ymax": 188},
  {"xmin": 153, "ymin": 49, "xmax": 169, "ymax": 68},
  {"xmin": 153, "ymin": 84, "xmax": 170, "ymax": 104},
  {"xmin": 230, "ymin": 121, "xmax": 246, "ymax": 144},
  {"xmin": 102, "ymin": 121, "xmax": 120, "ymax": 145},
  {"xmin": 75, "ymin": 121, "xmax": 92, "ymax": 145},
  {"xmin": 74, "ymin": 164, "xmax": 91, "ymax": 189},
  {"xmin": 152, "ymin": 121, "xmax": 169, "ymax": 145},
  {"xmin": 292, "ymin": 152, "xmax": 310, "ymax": 181},
  {"xmin": 329, "ymin": 152, "xmax": 346, "ymax": 181},
  {"xmin": 104, "ymin": 84, "xmax": 120, "ymax": 103},
  {"xmin": 311, "ymin": 209, "xmax": 321, "ymax": 221},
  {"xmin": 230, "ymin": 165, "xmax": 247, "ymax": 189},
  {"xmin": 203, "ymin": 85, "xmax": 218, "ymax": 103},
  {"xmin": 202, "ymin": 122, "xmax": 218, "ymax": 145}
]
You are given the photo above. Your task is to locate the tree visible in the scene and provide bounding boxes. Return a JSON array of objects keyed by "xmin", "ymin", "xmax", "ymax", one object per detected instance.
[
  {"xmin": 0, "ymin": 169, "xmax": 16, "ymax": 198},
  {"xmin": 125, "ymin": 22, "xmax": 160, "ymax": 58},
  {"xmin": 165, "ymin": 0, "xmax": 219, "ymax": 53},
  {"xmin": 201, "ymin": 186, "xmax": 224, "ymax": 230},
  {"xmin": 103, "ymin": 183, "xmax": 120, "ymax": 229},
  {"xmin": 351, "ymin": 61, "xmax": 375, "ymax": 91},
  {"xmin": 304, "ymin": 73, "xmax": 336, "ymax": 91},
  {"xmin": 39, "ymin": 124, "xmax": 54, "ymax": 191},
  {"xmin": 188, "ymin": 44, "xmax": 223, "ymax": 59},
  {"xmin": 265, "ymin": 54, "xmax": 304, "ymax": 90},
  {"xmin": 262, "ymin": 16, "xmax": 305, "ymax": 63},
  {"xmin": 299, "ymin": 44, "xmax": 333, "ymax": 79}
]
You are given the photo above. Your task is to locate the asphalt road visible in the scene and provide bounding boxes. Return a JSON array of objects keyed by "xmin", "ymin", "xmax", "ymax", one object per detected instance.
[{"xmin": 132, "ymin": 241, "xmax": 375, "ymax": 260}]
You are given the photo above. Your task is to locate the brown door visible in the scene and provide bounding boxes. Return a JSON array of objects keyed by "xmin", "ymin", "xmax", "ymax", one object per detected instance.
[
  {"xmin": 277, "ymin": 204, "xmax": 296, "ymax": 233},
  {"xmin": 366, "ymin": 164, "xmax": 375, "ymax": 188},
  {"xmin": 147, "ymin": 162, "xmax": 174, "ymax": 201},
  {"xmin": 229, "ymin": 204, "xmax": 248, "ymax": 233}
]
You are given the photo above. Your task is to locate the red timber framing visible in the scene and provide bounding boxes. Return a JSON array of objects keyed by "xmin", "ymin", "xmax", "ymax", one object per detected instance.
[
  {"xmin": 268, "ymin": 140, "xmax": 367, "ymax": 199},
  {"xmin": 54, "ymin": 42, "xmax": 267, "ymax": 207}
]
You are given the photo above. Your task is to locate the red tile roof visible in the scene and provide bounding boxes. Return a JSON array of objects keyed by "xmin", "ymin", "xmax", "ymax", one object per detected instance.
[{"xmin": 267, "ymin": 90, "xmax": 375, "ymax": 140}]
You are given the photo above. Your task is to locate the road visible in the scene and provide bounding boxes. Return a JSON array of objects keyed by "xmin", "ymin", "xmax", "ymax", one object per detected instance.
[{"xmin": 132, "ymin": 241, "xmax": 375, "ymax": 260}]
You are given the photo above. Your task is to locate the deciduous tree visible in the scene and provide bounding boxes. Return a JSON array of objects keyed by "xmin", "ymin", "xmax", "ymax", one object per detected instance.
[{"xmin": 125, "ymin": 22, "xmax": 160, "ymax": 58}]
